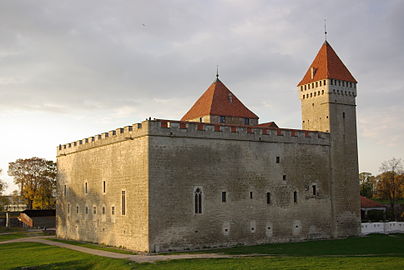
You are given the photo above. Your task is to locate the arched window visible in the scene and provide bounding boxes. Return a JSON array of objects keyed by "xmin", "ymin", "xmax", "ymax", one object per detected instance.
[{"xmin": 194, "ymin": 188, "xmax": 202, "ymax": 214}]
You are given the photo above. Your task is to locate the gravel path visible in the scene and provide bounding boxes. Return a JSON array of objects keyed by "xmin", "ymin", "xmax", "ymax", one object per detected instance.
[{"xmin": 0, "ymin": 236, "xmax": 238, "ymax": 263}]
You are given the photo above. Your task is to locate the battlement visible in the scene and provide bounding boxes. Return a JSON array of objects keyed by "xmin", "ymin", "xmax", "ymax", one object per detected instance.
[{"xmin": 57, "ymin": 119, "xmax": 331, "ymax": 156}]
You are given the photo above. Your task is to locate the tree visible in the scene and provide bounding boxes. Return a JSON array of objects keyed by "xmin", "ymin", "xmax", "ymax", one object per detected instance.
[
  {"xmin": 359, "ymin": 172, "xmax": 376, "ymax": 198},
  {"xmin": 376, "ymin": 158, "xmax": 404, "ymax": 220},
  {"xmin": 0, "ymin": 169, "xmax": 10, "ymax": 211},
  {"xmin": 8, "ymin": 158, "xmax": 57, "ymax": 210}
]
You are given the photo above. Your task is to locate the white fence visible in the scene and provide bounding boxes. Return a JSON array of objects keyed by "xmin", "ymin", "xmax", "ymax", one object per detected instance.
[{"xmin": 361, "ymin": 222, "xmax": 404, "ymax": 235}]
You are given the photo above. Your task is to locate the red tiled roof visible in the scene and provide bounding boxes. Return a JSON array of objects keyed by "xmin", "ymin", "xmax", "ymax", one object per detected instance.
[
  {"xmin": 360, "ymin": 196, "xmax": 386, "ymax": 209},
  {"xmin": 297, "ymin": 41, "xmax": 357, "ymax": 86},
  {"xmin": 181, "ymin": 79, "xmax": 258, "ymax": 121},
  {"xmin": 256, "ymin": 122, "xmax": 278, "ymax": 128}
]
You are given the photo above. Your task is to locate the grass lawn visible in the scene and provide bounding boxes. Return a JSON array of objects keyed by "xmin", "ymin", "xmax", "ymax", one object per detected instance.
[
  {"xmin": 0, "ymin": 242, "xmax": 134, "ymax": 270},
  {"xmin": 49, "ymin": 238, "xmax": 137, "ymax": 255},
  {"xmin": 0, "ymin": 231, "xmax": 45, "ymax": 242},
  {"xmin": 1, "ymin": 234, "xmax": 403, "ymax": 269}
]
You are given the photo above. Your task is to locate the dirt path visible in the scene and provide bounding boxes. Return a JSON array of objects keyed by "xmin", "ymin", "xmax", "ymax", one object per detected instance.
[{"xmin": 0, "ymin": 236, "xmax": 239, "ymax": 263}]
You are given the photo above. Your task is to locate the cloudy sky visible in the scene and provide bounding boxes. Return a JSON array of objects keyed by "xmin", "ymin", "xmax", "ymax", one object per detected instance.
[{"xmin": 1, "ymin": 0, "xmax": 403, "ymax": 193}]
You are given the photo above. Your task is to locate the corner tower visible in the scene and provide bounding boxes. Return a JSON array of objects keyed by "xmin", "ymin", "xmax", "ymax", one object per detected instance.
[{"xmin": 297, "ymin": 41, "xmax": 361, "ymax": 237}]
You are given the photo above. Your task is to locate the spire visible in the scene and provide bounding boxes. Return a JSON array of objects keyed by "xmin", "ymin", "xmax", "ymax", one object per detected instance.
[{"xmin": 297, "ymin": 41, "xmax": 357, "ymax": 86}]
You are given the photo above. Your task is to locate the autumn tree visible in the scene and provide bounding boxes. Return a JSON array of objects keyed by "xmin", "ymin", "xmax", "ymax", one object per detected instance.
[
  {"xmin": 8, "ymin": 158, "xmax": 57, "ymax": 210},
  {"xmin": 0, "ymin": 169, "xmax": 10, "ymax": 211},
  {"xmin": 376, "ymin": 158, "xmax": 404, "ymax": 220}
]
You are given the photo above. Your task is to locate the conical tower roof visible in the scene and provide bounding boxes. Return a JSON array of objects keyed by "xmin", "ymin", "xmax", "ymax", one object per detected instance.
[
  {"xmin": 181, "ymin": 79, "xmax": 258, "ymax": 121},
  {"xmin": 297, "ymin": 41, "xmax": 357, "ymax": 86}
]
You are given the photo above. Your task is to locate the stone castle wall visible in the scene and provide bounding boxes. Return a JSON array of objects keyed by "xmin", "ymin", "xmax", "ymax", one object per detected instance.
[{"xmin": 57, "ymin": 120, "xmax": 335, "ymax": 252}]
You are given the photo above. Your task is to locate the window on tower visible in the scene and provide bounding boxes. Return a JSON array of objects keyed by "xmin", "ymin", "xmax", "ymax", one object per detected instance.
[
  {"xmin": 220, "ymin": 116, "xmax": 225, "ymax": 123},
  {"xmin": 244, "ymin": 118, "xmax": 249, "ymax": 125}
]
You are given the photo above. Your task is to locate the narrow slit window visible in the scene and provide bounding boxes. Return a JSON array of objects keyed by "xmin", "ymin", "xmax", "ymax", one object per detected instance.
[
  {"xmin": 294, "ymin": 191, "xmax": 298, "ymax": 203},
  {"xmin": 64, "ymin": 185, "xmax": 67, "ymax": 196},
  {"xmin": 283, "ymin": 175, "xmax": 287, "ymax": 181},
  {"xmin": 312, "ymin": 185, "xmax": 317, "ymax": 196},
  {"xmin": 194, "ymin": 188, "xmax": 202, "ymax": 214},
  {"xmin": 250, "ymin": 192, "xmax": 253, "ymax": 199},
  {"xmin": 76, "ymin": 206, "xmax": 79, "ymax": 214},
  {"xmin": 121, "ymin": 190, "xmax": 126, "ymax": 216},
  {"xmin": 222, "ymin": 192, "xmax": 226, "ymax": 203},
  {"xmin": 102, "ymin": 206, "xmax": 105, "ymax": 215},
  {"xmin": 266, "ymin": 192, "xmax": 271, "ymax": 204},
  {"xmin": 103, "ymin": 181, "xmax": 106, "ymax": 193},
  {"xmin": 276, "ymin": 156, "xmax": 280, "ymax": 163},
  {"xmin": 85, "ymin": 182, "xmax": 88, "ymax": 194},
  {"xmin": 111, "ymin": 206, "xmax": 115, "ymax": 215},
  {"xmin": 93, "ymin": 206, "xmax": 97, "ymax": 214}
]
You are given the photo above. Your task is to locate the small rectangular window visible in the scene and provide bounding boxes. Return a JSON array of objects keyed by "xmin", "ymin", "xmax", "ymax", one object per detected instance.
[
  {"xmin": 324, "ymin": 80, "xmax": 326, "ymax": 85},
  {"xmin": 266, "ymin": 192, "xmax": 271, "ymax": 204},
  {"xmin": 222, "ymin": 192, "xmax": 226, "ymax": 203},
  {"xmin": 283, "ymin": 175, "xmax": 286, "ymax": 181},
  {"xmin": 276, "ymin": 156, "xmax": 280, "ymax": 163},
  {"xmin": 102, "ymin": 206, "xmax": 105, "ymax": 215},
  {"xmin": 244, "ymin": 118, "xmax": 249, "ymax": 125},
  {"xmin": 67, "ymin": 203, "xmax": 70, "ymax": 214},
  {"xmin": 294, "ymin": 191, "xmax": 298, "ymax": 203},
  {"xmin": 250, "ymin": 192, "xmax": 253, "ymax": 199},
  {"xmin": 103, "ymin": 181, "xmax": 106, "ymax": 193},
  {"xmin": 220, "ymin": 116, "xmax": 225, "ymax": 123},
  {"xmin": 111, "ymin": 206, "xmax": 115, "ymax": 215},
  {"xmin": 121, "ymin": 190, "xmax": 126, "ymax": 216},
  {"xmin": 93, "ymin": 206, "xmax": 97, "ymax": 214},
  {"xmin": 64, "ymin": 185, "xmax": 67, "ymax": 196},
  {"xmin": 85, "ymin": 206, "xmax": 88, "ymax": 214},
  {"xmin": 312, "ymin": 185, "xmax": 317, "ymax": 196},
  {"xmin": 76, "ymin": 206, "xmax": 79, "ymax": 214},
  {"xmin": 85, "ymin": 182, "xmax": 88, "ymax": 194}
]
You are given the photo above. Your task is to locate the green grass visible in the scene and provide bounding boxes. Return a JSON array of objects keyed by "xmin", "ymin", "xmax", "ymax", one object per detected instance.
[
  {"xmin": 1, "ymin": 234, "xmax": 404, "ymax": 270},
  {"xmin": 49, "ymin": 238, "xmax": 137, "ymax": 255},
  {"xmin": 0, "ymin": 231, "xmax": 45, "ymax": 242},
  {"xmin": 201, "ymin": 234, "xmax": 404, "ymax": 256},
  {"xmin": 137, "ymin": 257, "xmax": 404, "ymax": 270},
  {"xmin": 0, "ymin": 242, "xmax": 134, "ymax": 270}
]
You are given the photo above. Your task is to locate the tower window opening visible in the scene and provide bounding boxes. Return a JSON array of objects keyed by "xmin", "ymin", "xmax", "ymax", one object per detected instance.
[
  {"xmin": 250, "ymin": 191, "xmax": 253, "ymax": 199},
  {"xmin": 266, "ymin": 192, "xmax": 271, "ymax": 204},
  {"xmin": 318, "ymin": 91, "xmax": 320, "ymax": 96},
  {"xmin": 244, "ymin": 118, "xmax": 250, "ymax": 125},
  {"xmin": 85, "ymin": 206, "xmax": 88, "ymax": 214},
  {"xmin": 343, "ymin": 112, "xmax": 345, "ymax": 119},
  {"xmin": 315, "ymin": 82, "xmax": 318, "ymax": 87},
  {"xmin": 324, "ymin": 80, "xmax": 327, "ymax": 85},
  {"xmin": 338, "ymin": 80, "xmax": 341, "ymax": 86},
  {"xmin": 121, "ymin": 190, "xmax": 126, "ymax": 216},
  {"xmin": 194, "ymin": 188, "xmax": 202, "ymax": 214},
  {"xmin": 312, "ymin": 83, "xmax": 314, "ymax": 88},
  {"xmin": 319, "ymin": 81, "xmax": 322, "ymax": 86},
  {"xmin": 276, "ymin": 156, "xmax": 280, "ymax": 163},
  {"xmin": 93, "ymin": 206, "xmax": 96, "ymax": 214},
  {"xmin": 103, "ymin": 181, "xmax": 106, "ymax": 193},
  {"xmin": 64, "ymin": 185, "xmax": 67, "ymax": 196},
  {"xmin": 312, "ymin": 185, "xmax": 317, "ymax": 196},
  {"xmin": 111, "ymin": 206, "xmax": 115, "ymax": 215},
  {"xmin": 67, "ymin": 203, "xmax": 70, "ymax": 214},
  {"xmin": 220, "ymin": 116, "xmax": 225, "ymax": 123},
  {"xmin": 300, "ymin": 86, "xmax": 303, "ymax": 91},
  {"xmin": 322, "ymin": 90, "xmax": 324, "ymax": 95},
  {"xmin": 304, "ymin": 85, "xmax": 307, "ymax": 90},
  {"xmin": 76, "ymin": 206, "xmax": 79, "ymax": 214},
  {"xmin": 199, "ymin": 117, "xmax": 202, "ymax": 122},
  {"xmin": 308, "ymin": 84, "xmax": 310, "ymax": 89},
  {"xmin": 294, "ymin": 191, "xmax": 298, "ymax": 203},
  {"xmin": 102, "ymin": 206, "xmax": 105, "ymax": 215},
  {"xmin": 310, "ymin": 93, "xmax": 312, "ymax": 97},
  {"xmin": 283, "ymin": 175, "xmax": 287, "ymax": 181},
  {"xmin": 222, "ymin": 192, "xmax": 227, "ymax": 203}
]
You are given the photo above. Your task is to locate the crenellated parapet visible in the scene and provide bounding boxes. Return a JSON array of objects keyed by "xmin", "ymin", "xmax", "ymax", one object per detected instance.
[{"xmin": 57, "ymin": 119, "xmax": 331, "ymax": 156}]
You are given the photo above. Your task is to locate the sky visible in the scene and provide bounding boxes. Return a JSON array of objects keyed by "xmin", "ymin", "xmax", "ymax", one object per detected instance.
[{"xmin": 1, "ymin": 0, "xmax": 403, "ymax": 194}]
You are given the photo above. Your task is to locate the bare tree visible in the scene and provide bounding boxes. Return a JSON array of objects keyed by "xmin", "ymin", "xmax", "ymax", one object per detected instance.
[{"xmin": 377, "ymin": 158, "xmax": 404, "ymax": 220}]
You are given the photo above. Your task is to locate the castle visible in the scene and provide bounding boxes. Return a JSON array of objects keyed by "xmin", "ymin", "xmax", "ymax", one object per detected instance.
[{"xmin": 56, "ymin": 40, "xmax": 361, "ymax": 253}]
